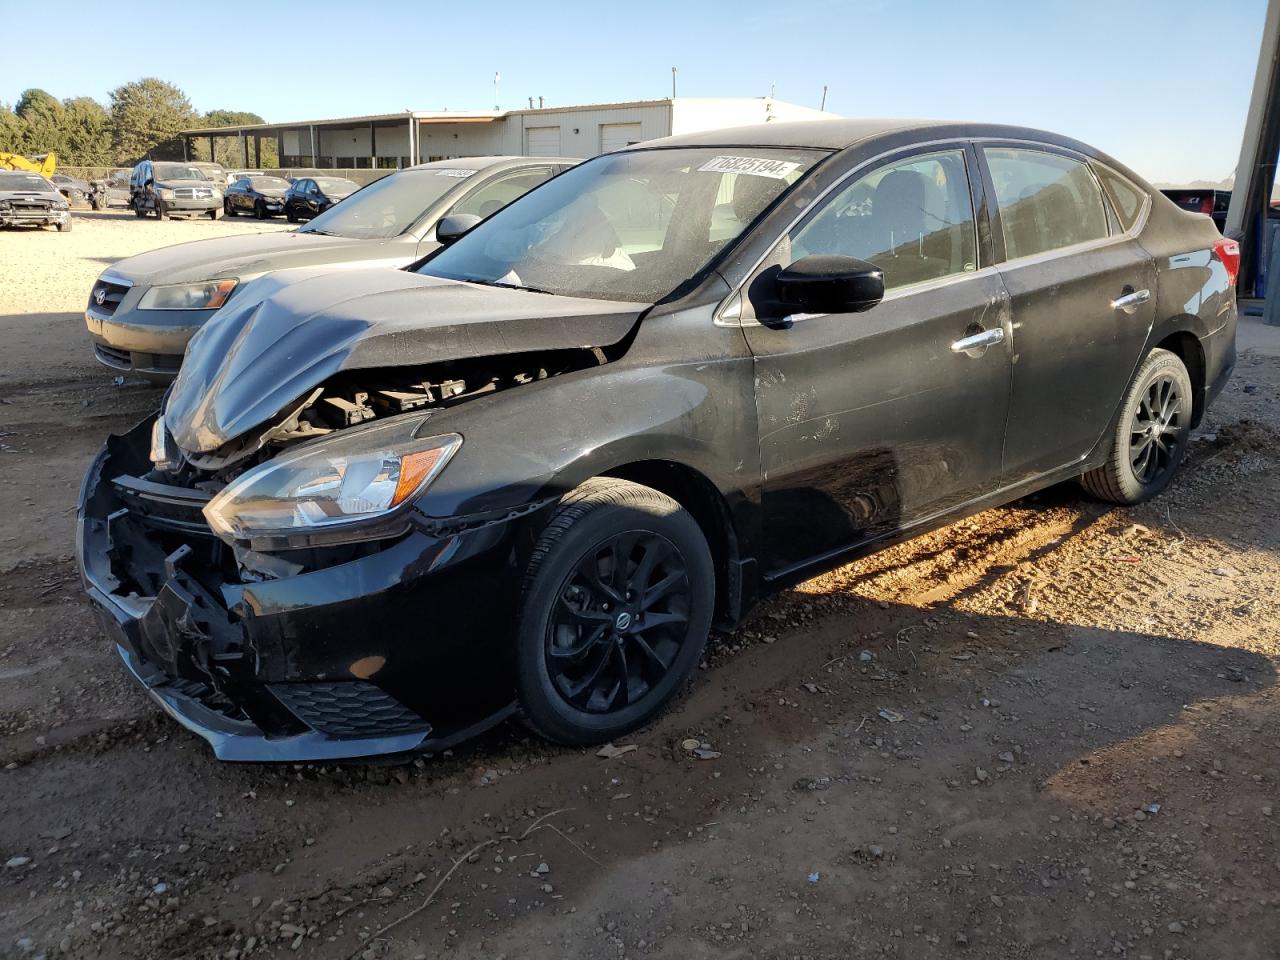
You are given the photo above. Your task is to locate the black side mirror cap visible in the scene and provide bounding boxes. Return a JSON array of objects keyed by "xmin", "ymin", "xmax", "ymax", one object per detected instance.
[
  {"xmin": 775, "ymin": 254, "xmax": 885, "ymax": 315},
  {"xmin": 435, "ymin": 213, "xmax": 482, "ymax": 245}
]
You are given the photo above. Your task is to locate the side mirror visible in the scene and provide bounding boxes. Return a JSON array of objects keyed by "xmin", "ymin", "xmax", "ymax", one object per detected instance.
[
  {"xmin": 775, "ymin": 254, "xmax": 885, "ymax": 315},
  {"xmin": 435, "ymin": 213, "xmax": 482, "ymax": 245}
]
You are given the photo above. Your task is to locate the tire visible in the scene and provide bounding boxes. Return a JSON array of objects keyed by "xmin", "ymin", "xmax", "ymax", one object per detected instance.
[
  {"xmin": 208, "ymin": 207, "xmax": 220, "ymax": 220},
  {"xmin": 515, "ymin": 477, "xmax": 715, "ymax": 746},
  {"xmin": 224, "ymin": 199, "xmax": 235, "ymax": 217},
  {"xmin": 286, "ymin": 206, "xmax": 298, "ymax": 223},
  {"xmin": 156, "ymin": 201, "xmax": 168, "ymax": 221},
  {"xmin": 133, "ymin": 200, "xmax": 146, "ymax": 219},
  {"xmin": 1080, "ymin": 348, "xmax": 1193, "ymax": 505},
  {"xmin": 254, "ymin": 200, "xmax": 266, "ymax": 220},
  {"xmin": 57, "ymin": 219, "xmax": 71, "ymax": 233},
  {"xmin": 91, "ymin": 194, "xmax": 105, "ymax": 211}
]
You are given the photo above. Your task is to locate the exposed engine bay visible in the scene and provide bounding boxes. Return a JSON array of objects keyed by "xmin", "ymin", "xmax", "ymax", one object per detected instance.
[{"xmin": 155, "ymin": 347, "xmax": 608, "ymax": 488}]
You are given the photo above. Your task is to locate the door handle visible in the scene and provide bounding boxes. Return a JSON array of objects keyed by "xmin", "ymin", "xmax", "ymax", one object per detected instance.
[
  {"xmin": 1110, "ymin": 288, "xmax": 1151, "ymax": 313},
  {"xmin": 950, "ymin": 327, "xmax": 1005, "ymax": 353}
]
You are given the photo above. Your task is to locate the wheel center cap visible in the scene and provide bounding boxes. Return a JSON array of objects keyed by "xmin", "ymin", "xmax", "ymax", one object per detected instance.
[{"xmin": 614, "ymin": 611, "xmax": 632, "ymax": 632}]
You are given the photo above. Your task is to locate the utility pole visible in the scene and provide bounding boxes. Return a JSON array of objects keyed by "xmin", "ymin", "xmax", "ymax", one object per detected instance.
[
  {"xmin": 671, "ymin": 67, "xmax": 677, "ymax": 99},
  {"xmin": 494, "ymin": 71, "xmax": 501, "ymax": 110},
  {"xmin": 820, "ymin": 84, "xmax": 828, "ymax": 111}
]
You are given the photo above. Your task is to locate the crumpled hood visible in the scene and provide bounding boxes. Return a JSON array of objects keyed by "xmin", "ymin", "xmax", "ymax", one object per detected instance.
[
  {"xmin": 104, "ymin": 230, "xmax": 399, "ymax": 285},
  {"xmin": 0, "ymin": 188, "xmax": 62, "ymax": 201},
  {"xmin": 165, "ymin": 269, "xmax": 644, "ymax": 452}
]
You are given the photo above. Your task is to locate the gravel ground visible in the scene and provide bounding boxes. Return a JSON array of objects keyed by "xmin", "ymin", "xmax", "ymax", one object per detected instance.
[{"xmin": 0, "ymin": 214, "xmax": 1278, "ymax": 960}]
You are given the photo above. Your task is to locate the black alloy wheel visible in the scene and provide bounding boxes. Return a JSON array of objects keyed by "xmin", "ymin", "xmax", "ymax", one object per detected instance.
[
  {"xmin": 254, "ymin": 199, "xmax": 267, "ymax": 220},
  {"xmin": 1081, "ymin": 347, "xmax": 1193, "ymax": 504},
  {"xmin": 1129, "ymin": 374, "xmax": 1183, "ymax": 485},
  {"xmin": 515, "ymin": 478, "xmax": 714, "ymax": 745},
  {"xmin": 547, "ymin": 531, "xmax": 691, "ymax": 713}
]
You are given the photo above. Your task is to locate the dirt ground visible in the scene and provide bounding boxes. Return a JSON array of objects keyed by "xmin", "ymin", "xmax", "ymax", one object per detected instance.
[{"xmin": 1, "ymin": 212, "xmax": 1278, "ymax": 960}]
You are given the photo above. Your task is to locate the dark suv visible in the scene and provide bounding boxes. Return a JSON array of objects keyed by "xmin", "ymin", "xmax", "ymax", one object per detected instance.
[
  {"xmin": 129, "ymin": 160, "xmax": 223, "ymax": 220},
  {"xmin": 80, "ymin": 119, "xmax": 1237, "ymax": 762}
]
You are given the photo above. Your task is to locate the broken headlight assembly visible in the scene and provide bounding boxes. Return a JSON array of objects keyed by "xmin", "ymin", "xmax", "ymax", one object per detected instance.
[
  {"xmin": 138, "ymin": 279, "xmax": 238, "ymax": 311},
  {"xmin": 203, "ymin": 423, "xmax": 462, "ymax": 545}
]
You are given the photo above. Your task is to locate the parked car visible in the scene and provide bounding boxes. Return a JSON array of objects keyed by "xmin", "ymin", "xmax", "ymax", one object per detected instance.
[
  {"xmin": 225, "ymin": 169, "xmax": 265, "ymax": 186},
  {"xmin": 0, "ymin": 171, "xmax": 71, "ymax": 231},
  {"xmin": 86, "ymin": 156, "xmax": 573, "ymax": 379},
  {"xmin": 283, "ymin": 176, "xmax": 360, "ymax": 221},
  {"xmin": 224, "ymin": 175, "xmax": 293, "ymax": 219},
  {"xmin": 50, "ymin": 172, "xmax": 91, "ymax": 204},
  {"xmin": 89, "ymin": 169, "xmax": 132, "ymax": 210},
  {"xmin": 189, "ymin": 161, "xmax": 228, "ymax": 185},
  {"xmin": 1160, "ymin": 187, "xmax": 1231, "ymax": 232},
  {"xmin": 128, "ymin": 160, "xmax": 223, "ymax": 221},
  {"xmin": 79, "ymin": 119, "xmax": 1239, "ymax": 762}
]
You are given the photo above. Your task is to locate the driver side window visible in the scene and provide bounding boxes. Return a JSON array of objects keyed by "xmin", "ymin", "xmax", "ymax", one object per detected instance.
[{"xmin": 791, "ymin": 149, "xmax": 977, "ymax": 291}]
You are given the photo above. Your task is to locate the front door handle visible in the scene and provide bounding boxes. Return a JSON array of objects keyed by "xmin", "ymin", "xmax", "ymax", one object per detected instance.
[
  {"xmin": 1110, "ymin": 288, "xmax": 1152, "ymax": 313},
  {"xmin": 950, "ymin": 327, "xmax": 1005, "ymax": 353}
]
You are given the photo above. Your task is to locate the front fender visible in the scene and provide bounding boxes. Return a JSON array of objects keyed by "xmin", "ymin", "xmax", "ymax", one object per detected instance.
[{"xmin": 413, "ymin": 356, "xmax": 759, "ymax": 524}]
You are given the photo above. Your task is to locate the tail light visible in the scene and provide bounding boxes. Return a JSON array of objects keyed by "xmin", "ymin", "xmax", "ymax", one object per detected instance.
[
  {"xmin": 1199, "ymin": 195, "xmax": 1214, "ymax": 214},
  {"xmin": 1213, "ymin": 237, "xmax": 1241, "ymax": 287}
]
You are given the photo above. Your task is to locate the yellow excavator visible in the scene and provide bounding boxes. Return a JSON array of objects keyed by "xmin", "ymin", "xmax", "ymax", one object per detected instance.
[{"xmin": 0, "ymin": 151, "xmax": 57, "ymax": 177}]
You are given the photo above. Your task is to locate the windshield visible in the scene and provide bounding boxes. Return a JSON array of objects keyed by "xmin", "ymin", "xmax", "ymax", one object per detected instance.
[
  {"xmin": 0, "ymin": 174, "xmax": 56, "ymax": 192},
  {"xmin": 297, "ymin": 168, "xmax": 470, "ymax": 240},
  {"xmin": 154, "ymin": 164, "xmax": 210, "ymax": 181},
  {"xmin": 250, "ymin": 176, "xmax": 291, "ymax": 190},
  {"xmin": 315, "ymin": 177, "xmax": 358, "ymax": 194},
  {"xmin": 419, "ymin": 148, "xmax": 822, "ymax": 302}
]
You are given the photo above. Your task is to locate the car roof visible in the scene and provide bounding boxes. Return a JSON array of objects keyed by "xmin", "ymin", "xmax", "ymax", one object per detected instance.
[
  {"xmin": 405, "ymin": 155, "xmax": 581, "ymax": 172},
  {"xmin": 637, "ymin": 118, "xmax": 1102, "ymax": 157}
]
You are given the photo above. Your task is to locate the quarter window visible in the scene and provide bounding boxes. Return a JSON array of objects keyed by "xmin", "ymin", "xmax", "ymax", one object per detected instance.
[
  {"xmin": 984, "ymin": 148, "xmax": 1109, "ymax": 260},
  {"xmin": 790, "ymin": 149, "xmax": 977, "ymax": 291},
  {"xmin": 1095, "ymin": 166, "xmax": 1146, "ymax": 233}
]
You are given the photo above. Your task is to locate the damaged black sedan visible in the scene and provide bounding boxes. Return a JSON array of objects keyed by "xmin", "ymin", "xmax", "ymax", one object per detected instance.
[{"xmin": 79, "ymin": 119, "xmax": 1237, "ymax": 761}]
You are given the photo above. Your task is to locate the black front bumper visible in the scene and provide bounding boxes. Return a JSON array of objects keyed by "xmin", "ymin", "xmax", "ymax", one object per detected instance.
[{"xmin": 78, "ymin": 417, "xmax": 523, "ymax": 762}]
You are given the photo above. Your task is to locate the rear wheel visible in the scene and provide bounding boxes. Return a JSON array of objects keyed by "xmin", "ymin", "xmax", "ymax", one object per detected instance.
[
  {"xmin": 1080, "ymin": 348, "xmax": 1193, "ymax": 504},
  {"xmin": 133, "ymin": 199, "xmax": 146, "ymax": 219},
  {"xmin": 515, "ymin": 478, "xmax": 714, "ymax": 746}
]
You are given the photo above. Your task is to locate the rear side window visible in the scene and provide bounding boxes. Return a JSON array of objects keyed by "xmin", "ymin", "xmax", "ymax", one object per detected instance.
[
  {"xmin": 790, "ymin": 148, "xmax": 977, "ymax": 291},
  {"xmin": 985, "ymin": 148, "xmax": 1109, "ymax": 260},
  {"xmin": 1095, "ymin": 166, "xmax": 1146, "ymax": 232},
  {"xmin": 450, "ymin": 169, "xmax": 554, "ymax": 219}
]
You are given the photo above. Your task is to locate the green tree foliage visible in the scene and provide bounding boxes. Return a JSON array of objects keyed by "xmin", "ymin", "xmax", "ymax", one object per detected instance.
[
  {"xmin": 109, "ymin": 77, "xmax": 196, "ymax": 163},
  {"xmin": 0, "ymin": 78, "xmax": 271, "ymax": 169},
  {"xmin": 61, "ymin": 97, "xmax": 113, "ymax": 166},
  {"xmin": 14, "ymin": 88, "xmax": 64, "ymax": 154}
]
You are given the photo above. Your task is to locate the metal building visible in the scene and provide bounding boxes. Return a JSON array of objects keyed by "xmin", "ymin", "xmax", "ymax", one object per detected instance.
[{"xmin": 179, "ymin": 97, "xmax": 832, "ymax": 172}]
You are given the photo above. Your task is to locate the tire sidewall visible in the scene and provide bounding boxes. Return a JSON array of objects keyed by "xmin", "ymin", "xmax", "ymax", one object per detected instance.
[{"xmin": 516, "ymin": 498, "xmax": 714, "ymax": 744}]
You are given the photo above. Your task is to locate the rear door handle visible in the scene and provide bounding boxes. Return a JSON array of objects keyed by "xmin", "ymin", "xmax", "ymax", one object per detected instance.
[
  {"xmin": 950, "ymin": 327, "xmax": 1005, "ymax": 353},
  {"xmin": 1110, "ymin": 288, "xmax": 1151, "ymax": 313}
]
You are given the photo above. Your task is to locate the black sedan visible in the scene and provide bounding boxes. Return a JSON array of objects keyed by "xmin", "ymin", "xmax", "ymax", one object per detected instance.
[
  {"xmin": 223, "ymin": 175, "xmax": 293, "ymax": 219},
  {"xmin": 79, "ymin": 119, "xmax": 1236, "ymax": 761},
  {"xmin": 51, "ymin": 172, "xmax": 92, "ymax": 205},
  {"xmin": 284, "ymin": 176, "xmax": 359, "ymax": 222}
]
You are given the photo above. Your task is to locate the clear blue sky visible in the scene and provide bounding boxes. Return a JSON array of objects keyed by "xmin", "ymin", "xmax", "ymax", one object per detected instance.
[{"xmin": 4, "ymin": 0, "xmax": 1267, "ymax": 184}]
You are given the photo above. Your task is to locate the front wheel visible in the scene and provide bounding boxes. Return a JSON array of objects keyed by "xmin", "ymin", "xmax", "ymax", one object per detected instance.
[
  {"xmin": 224, "ymin": 199, "xmax": 235, "ymax": 217},
  {"xmin": 56, "ymin": 219, "xmax": 71, "ymax": 232},
  {"xmin": 254, "ymin": 200, "xmax": 267, "ymax": 220},
  {"xmin": 156, "ymin": 201, "xmax": 168, "ymax": 221},
  {"xmin": 515, "ymin": 478, "xmax": 714, "ymax": 746},
  {"xmin": 1080, "ymin": 348, "xmax": 1193, "ymax": 504}
]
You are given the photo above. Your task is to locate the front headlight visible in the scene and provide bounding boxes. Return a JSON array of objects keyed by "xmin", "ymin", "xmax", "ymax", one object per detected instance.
[
  {"xmin": 138, "ymin": 279, "xmax": 238, "ymax": 311},
  {"xmin": 157, "ymin": 188, "xmax": 176, "ymax": 200},
  {"xmin": 203, "ymin": 428, "xmax": 462, "ymax": 543}
]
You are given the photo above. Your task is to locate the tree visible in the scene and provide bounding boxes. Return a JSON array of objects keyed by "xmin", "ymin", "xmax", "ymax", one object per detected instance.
[
  {"xmin": 109, "ymin": 77, "xmax": 196, "ymax": 164},
  {"xmin": 15, "ymin": 88, "xmax": 64, "ymax": 155},
  {"xmin": 61, "ymin": 97, "xmax": 113, "ymax": 166},
  {"xmin": 197, "ymin": 109, "xmax": 279, "ymax": 168},
  {"xmin": 0, "ymin": 103, "xmax": 25, "ymax": 153}
]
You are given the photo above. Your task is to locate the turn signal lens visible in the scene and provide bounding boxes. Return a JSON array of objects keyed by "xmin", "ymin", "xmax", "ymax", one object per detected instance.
[
  {"xmin": 392, "ymin": 447, "xmax": 451, "ymax": 507},
  {"xmin": 1213, "ymin": 237, "xmax": 1241, "ymax": 287}
]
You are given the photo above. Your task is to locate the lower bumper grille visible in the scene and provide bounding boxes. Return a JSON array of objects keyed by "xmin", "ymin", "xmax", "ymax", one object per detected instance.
[
  {"xmin": 271, "ymin": 682, "xmax": 430, "ymax": 739},
  {"xmin": 95, "ymin": 344, "xmax": 132, "ymax": 368}
]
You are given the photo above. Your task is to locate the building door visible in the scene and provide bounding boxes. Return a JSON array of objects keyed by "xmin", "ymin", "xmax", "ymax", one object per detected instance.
[
  {"xmin": 525, "ymin": 126, "xmax": 561, "ymax": 157},
  {"xmin": 599, "ymin": 122, "xmax": 643, "ymax": 154}
]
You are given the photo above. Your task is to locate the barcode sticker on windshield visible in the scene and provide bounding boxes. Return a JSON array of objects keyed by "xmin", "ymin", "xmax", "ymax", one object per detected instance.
[
  {"xmin": 435, "ymin": 169, "xmax": 478, "ymax": 178},
  {"xmin": 697, "ymin": 156, "xmax": 800, "ymax": 179}
]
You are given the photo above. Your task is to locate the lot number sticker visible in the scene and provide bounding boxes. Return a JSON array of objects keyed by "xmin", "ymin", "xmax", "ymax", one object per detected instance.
[{"xmin": 697, "ymin": 156, "xmax": 800, "ymax": 179}]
